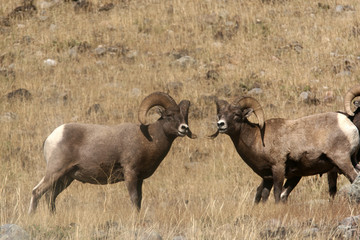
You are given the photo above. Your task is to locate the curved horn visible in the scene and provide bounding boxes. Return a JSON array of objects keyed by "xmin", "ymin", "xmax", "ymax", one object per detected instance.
[
  {"xmin": 138, "ymin": 92, "xmax": 177, "ymax": 125},
  {"xmin": 232, "ymin": 96, "xmax": 265, "ymax": 129},
  {"xmin": 344, "ymin": 85, "xmax": 360, "ymax": 116}
]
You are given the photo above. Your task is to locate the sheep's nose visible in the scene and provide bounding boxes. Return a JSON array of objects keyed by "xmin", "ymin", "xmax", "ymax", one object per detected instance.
[
  {"xmin": 217, "ymin": 120, "xmax": 226, "ymax": 128},
  {"xmin": 179, "ymin": 123, "xmax": 189, "ymax": 132}
]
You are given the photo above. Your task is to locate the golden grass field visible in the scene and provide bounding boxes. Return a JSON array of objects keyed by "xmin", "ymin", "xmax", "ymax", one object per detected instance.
[{"xmin": 1, "ymin": 0, "xmax": 360, "ymax": 239}]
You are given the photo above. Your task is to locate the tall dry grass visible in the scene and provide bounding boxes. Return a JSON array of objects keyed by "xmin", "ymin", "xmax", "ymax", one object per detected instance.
[{"xmin": 1, "ymin": 0, "xmax": 360, "ymax": 239}]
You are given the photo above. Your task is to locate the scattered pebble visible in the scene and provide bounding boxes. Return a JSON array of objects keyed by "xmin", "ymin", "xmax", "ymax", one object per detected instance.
[{"xmin": 44, "ymin": 58, "xmax": 57, "ymax": 66}]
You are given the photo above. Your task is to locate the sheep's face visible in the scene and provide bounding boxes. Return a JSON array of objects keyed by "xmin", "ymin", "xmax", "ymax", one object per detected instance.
[
  {"xmin": 159, "ymin": 100, "xmax": 195, "ymax": 139},
  {"xmin": 214, "ymin": 99, "xmax": 253, "ymax": 136}
]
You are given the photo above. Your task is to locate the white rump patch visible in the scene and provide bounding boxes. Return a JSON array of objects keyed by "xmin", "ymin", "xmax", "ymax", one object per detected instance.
[
  {"xmin": 44, "ymin": 124, "xmax": 65, "ymax": 162},
  {"xmin": 337, "ymin": 114, "xmax": 359, "ymax": 151}
]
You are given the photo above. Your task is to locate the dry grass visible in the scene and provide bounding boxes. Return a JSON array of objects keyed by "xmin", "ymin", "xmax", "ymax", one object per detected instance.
[{"xmin": 1, "ymin": 0, "xmax": 360, "ymax": 239}]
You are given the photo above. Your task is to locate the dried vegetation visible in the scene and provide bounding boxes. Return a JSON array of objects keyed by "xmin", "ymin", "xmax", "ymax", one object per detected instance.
[{"xmin": 1, "ymin": 0, "xmax": 360, "ymax": 239}]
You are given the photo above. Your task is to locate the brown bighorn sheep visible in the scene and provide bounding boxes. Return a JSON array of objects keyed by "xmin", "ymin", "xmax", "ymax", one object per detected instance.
[
  {"xmin": 326, "ymin": 85, "xmax": 360, "ymax": 198},
  {"xmin": 211, "ymin": 96, "xmax": 359, "ymax": 203},
  {"xmin": 29, "ymin": 92, "xmax": 195, "ymax": 214}
]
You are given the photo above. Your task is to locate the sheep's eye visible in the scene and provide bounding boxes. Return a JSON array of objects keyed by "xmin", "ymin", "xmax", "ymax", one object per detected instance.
[
  {"xmin": 165, "ymin": 114, "xmax": 174, "ymax": 120},
  {"xmin": 234, "ymin": 114, "xmax": 242, "ymax": 122}
]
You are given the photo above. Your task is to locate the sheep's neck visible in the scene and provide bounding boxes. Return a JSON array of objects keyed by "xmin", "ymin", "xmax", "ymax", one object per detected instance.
[
  {"xmin": 229, "ymin": 122, "xmax": 264, "ymax": 167},
  {"xmin": 138, "ymin": 122, "xmax": 174, "ymax": 179}
]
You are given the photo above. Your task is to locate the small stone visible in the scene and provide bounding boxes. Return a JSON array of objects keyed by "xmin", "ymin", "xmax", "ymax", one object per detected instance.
[
  {"xmin": 348, "ymin": 175, "xmax": 360, "ymax": 203},
  {"xmin": 248, "ymin": 88, "xmax": 262, "ymax": 95},
  {"xmin": 299, "ymin": 91, "xmax": 310, "ymax": 101},
  {"xmin": 302, "ymin": 227, "xmax": 319, "ymax": 238},
  {"xmin": 0, "ymin": 224, "xmax": 29, "ymax": 240},
  {"xmin": 0, "ymin": 112, "xmax": 17, "ymax": 122},
  {"xmin": 95, "ymin": 45, "xmax": 107, "ymax": 56},
  {"xmin": 323, "ymin": 90, "xmax": 335, "ymax": 103},
  {"xmin": 49, "ymin": 24, "xmax": 57, "ymax": 32},
  {"xmin": 131, "ymin": 88, "xmax": 141, "ymax": 97},
  {"xmin": 69, "ymin": 47, "xmax": 78, "ymax": 58},
  {"xmin": 98, "ymin": 3, "xmax": 114, "ymax": 12},
  {"xmin": 335, "ymin": 5, "xmax": 344, "ymax": 12},
  {"xmin": 44, "ymin": 59, "xmax": 57, "ymax": 66},
  {"xmin": 172, "ymin": 56, "xmax": 196, "ymax": 68},
  {"xmin": 173, "ymin": 236, "xmax": 187, "ymax": 240},
  {"xmin": 206, "ymin": 70, "xmax": 220, "ymax": 80},
  {"xmin": 7, "ymin": 88, "xmax": 32, "ymax": 101},
  {"xmin": 166, "ymin": 81, "xmax": 183, "ymax": 95},
  {"xmin": 126, "ymin": 50, "xmax": 138, "ymax": 59},
  {"xmin": 87, "ymin": 103, "xmax": 103, "ymax": 115}
]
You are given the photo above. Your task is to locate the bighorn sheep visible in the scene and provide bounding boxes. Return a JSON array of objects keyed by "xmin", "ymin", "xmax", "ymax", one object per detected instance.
[
  {"xmin": 211, "ymin": 96, "xmax": 359, "ymax": 203},
  {"xmin": 29, "ymin": 92, "xmax": 195, "ymax": 214},
  {"xmin": 326, "ymin": 85, "xmax": 360, "ymax": 198}
]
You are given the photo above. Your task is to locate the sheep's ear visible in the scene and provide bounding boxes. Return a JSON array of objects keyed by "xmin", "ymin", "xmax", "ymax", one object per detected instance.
[{"xmin": 242, "ymin": 108, "xmax": 254, "ymax": 119}]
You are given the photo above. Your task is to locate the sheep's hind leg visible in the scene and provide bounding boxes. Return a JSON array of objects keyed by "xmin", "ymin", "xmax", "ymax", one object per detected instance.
[
  {"xmin": 331, "ymin": 154, "xmax": 358, "ymax": 183},
  {"xmin": 272, "ymin": 164, "xmax": 285, "ymax": 203},
  {"xmin": 327, "ymin": 169, "xmax": 338, "ymax": 198},
  {"xmin": 45, "ymin": 176, "xmax": 74, "ymax": 213},
  {"xmin": 280, "ymin": 176, "xmax": 301, "ymax": 202},
  {"xmin": 28, "ymin": 169, "xmax": 68, "ymax": 214}
]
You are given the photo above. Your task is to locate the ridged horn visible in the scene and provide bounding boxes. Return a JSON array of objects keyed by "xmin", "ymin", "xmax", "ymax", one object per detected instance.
[
  {"xmin": 344, "ymin": 85, "xmax": 360, "ymax": 116},
  {"xmin": 138, "ymin": 92, "xmax": 177, "ymax": 125},
  {"xmin": 232, "ymin": 96, "xmax": 265, "ymax": 129}
]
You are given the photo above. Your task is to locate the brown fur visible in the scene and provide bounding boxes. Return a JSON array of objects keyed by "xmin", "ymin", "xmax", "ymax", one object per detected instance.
[
  {"xmin": 29, "ymin": 92, "xmax": 195, "ymax": 214},
  {"xmin": 213, "ymin": 97, "xmax": 359, "ymax": 203}
]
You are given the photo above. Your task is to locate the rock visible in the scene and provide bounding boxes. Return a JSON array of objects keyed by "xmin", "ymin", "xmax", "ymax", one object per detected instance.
[
  {"xmin": 7, "ymin": 88, "xmax": 32, "ymax": 101},
  {"xmin": 323, "ymin": 90, "xmax": 335, "ymax": 103},
  {"xmin": 87, "ymin": 103, "xmax": 103, "ymax": 115},
  {"xmin": 335, "ymin": 5, "xmax": 355, "ymax": 12},
  {"xmin": 302, "ymin": 227, "xmax": 319, "ymax": 238},
  {"xmin": 299, "ymin": 91, "xmax": 310, "ymax": 101},
  {"xmin": 38, "ymin": 0, "xmax": 61, "ymax": 10},
  {"xmin": 166, "ymin": 81, "xmax": 183, "ymax": 95},
  {"xmin": 49, "ymin": 23, "xmax": 57, "ymax": 32},
  {"xmin": 173, "ymin": 236, "xmax": 186, "ymax": 240},
  {"xmin": 338, "ymin": 184, "xmax": 351, "ymax": 197},
  {"xmin": 0, "ymin": 112, "xmax": 17, "ymax": 122},
  {"xmin": 336, "ymin": 216, "xmax": 360, "ymax": 239},
  {"xmin": 95, "ymin": 45, "xmax": 107, "ymax": 56},
  {"xmin": 69, "ymin": 47, "xmax": 78, "ymax": 58},
  {"xmin": 206, "ymin": 70, "xmax": 220, "ymax": 80},
  {"xmin": 348, "ymin": 175, "xmax": 360, "ymax": 203},
  {"xmin": 125, "ymin": 50, "xmax": 138, "ymax": 62},
  {"xmin": 172, "ymin": 56, "xmax": 196, "ymax": 68},
  {"xmin": 44, "ymin": 59, "xmax": 57, "ymax": 66},
  {"xmin": 135, "ymin": 230, "xmax": 163, "ymax": 240},
  {"xmin": 248, "ymin": 88, "xmax": 263, "ymax": 95},
  {"xmin": 339, "ymin": 216, "xmax": 360, "ymax": 227},
  {"xmin": 130, "ymin": 88, "xmax": 141, "ymax": 97},
  {"xmin": 0, "ymin": 224, "xmax": 29, "ymax": 240},
  {"xmin": 98, "ymin": 3, "xmax": 114, "ymax": 12},
  {"xmin": 299, "ymin": 91, "xmax": 320, "ymax": 105},
  {"xmin": 260, "ymin": 219, "xmax": 289, "ymax": 239}
]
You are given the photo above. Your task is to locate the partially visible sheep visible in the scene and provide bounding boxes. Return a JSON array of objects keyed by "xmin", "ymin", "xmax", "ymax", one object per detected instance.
[
  {"xmin": 325, "ymin": 85, "xmax": 360, "ymax": 198},
  {"xmin": 29, "ymin": 92, "xmax": 196, "ymax": 214},
  {"xmin": 211, "ymin": 96, "xmax": 359, "ymax": 203}
]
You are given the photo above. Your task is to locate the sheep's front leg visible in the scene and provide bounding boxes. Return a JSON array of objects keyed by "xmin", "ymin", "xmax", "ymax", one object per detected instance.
[
  {"xmin": 254, "ymin": 178, "xmax": 273, "ymax": 203},
  {"xmin": 125, "ymin": 175, "xmax": 143, "ymax": 211},
  {"xmin": 272, "ymin": 165, "xmax": 285, "ymax": 203}
]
